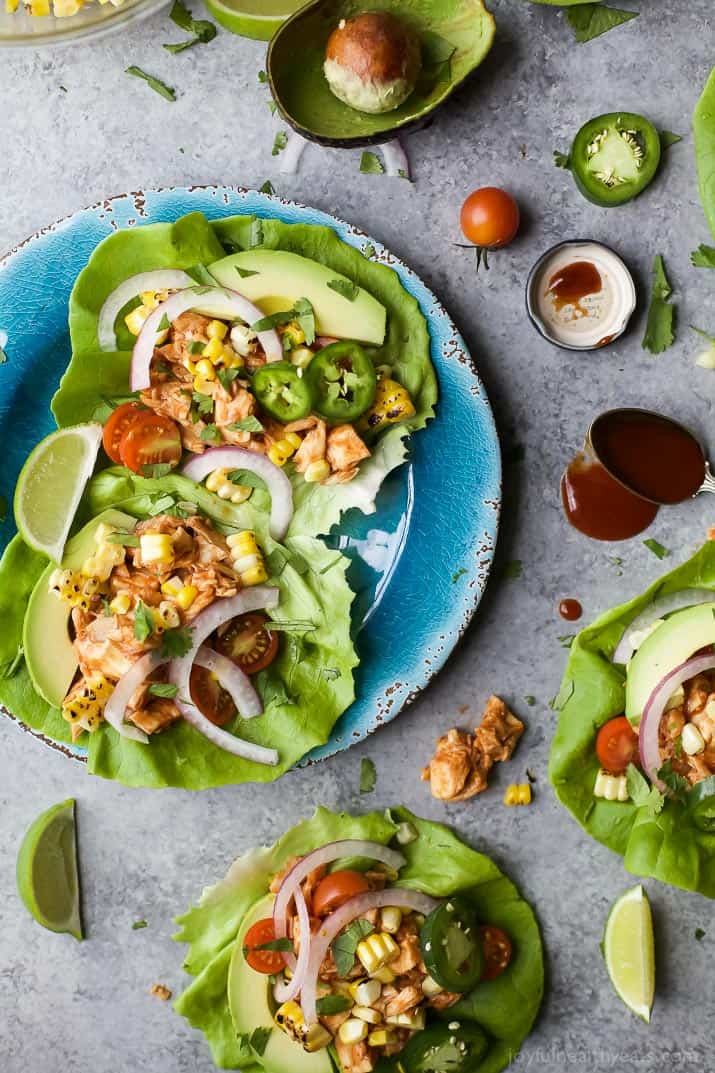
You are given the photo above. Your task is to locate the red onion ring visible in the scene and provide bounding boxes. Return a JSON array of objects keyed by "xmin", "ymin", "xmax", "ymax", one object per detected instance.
[
  {"xmin": 97, "ymin": 270, "xmax": 195, "ymax": 351},
  {"xmin": 302, "ymin": 888, "xmax": 439, "ymax": 1024},
  {"xmin": 130, "ymin": 287, "xmax": 282, "ymax": 391},
  {"xmin": 381, "ymin": 137, "xmax": 411, "ymax": 179},
  {"xmin": 612, "ymin": 590, "xmax": 715, "ymax": 665},
  {"xmin": 639, "ymin": 652, "xmax": 715, "ymax": 790},
  {"xmin": 182, "ymin": 446, "xmax": 293, "ymax": 542},
  {"xmin": 168, "ymin": 587, "xmax": 279, "ymax": 764},
  {"xmin": 103, "ymin": 651, "xmax": 166, "ymax": 743},
  {"xmin": 195, "ymin": 645, "xmax": 261, "ymax": 719},
  {"xmin": 273, "ymin": 886, "xmax": 310, "ymax": 1004}
]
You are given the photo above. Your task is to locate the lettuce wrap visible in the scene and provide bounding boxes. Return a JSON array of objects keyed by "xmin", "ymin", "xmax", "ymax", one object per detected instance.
[
  {"xmin": 173, "ymin": 807, "xmax": 544, "ymax": 1072},
  {"xmin": 549, "ymin": 540, "xmax": 715, "ymax": 899},
  {"xmin": 53, "ymin": 210, "xmax": 437, "ymax": 539},
  {"xmin": 0, "ymin": 468, "xmax": 358, "ymax": 790}
]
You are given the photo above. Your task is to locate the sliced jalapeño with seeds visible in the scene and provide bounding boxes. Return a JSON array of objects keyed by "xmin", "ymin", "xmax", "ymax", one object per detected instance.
[
  {"xmin": 569, "ymin": 112, "xmax": 661, "ymax": 207},
  {"xmin": 420, "ymin": 898, "xmax": 484, "ymax": 993}
]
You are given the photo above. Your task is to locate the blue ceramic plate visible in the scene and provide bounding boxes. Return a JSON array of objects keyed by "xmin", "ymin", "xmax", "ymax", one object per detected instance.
[{"xmin": 0, "ymin": 187, "xmax": 501, "ymax": 767}]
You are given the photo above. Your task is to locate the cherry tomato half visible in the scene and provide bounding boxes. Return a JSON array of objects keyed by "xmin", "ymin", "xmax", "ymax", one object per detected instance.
[
  {"xmin": 460, "ymin": 187, "xmax": 520, "ymax": 249},
  {"xmin": 118, "ymin": 411, "xmax": 182, "ymax": 475},
  {"xmin": 190, "ymin": 665, "xmax": 235, "ymax": 727},
  {"xmin": 312, "ymin": 870, "xmax": 370, "ymax": 917},
  {"xmin": 480, "ymin": 924, "xmax": 513, "ymax": 981},
  {"xmin": 102, "ymin": 402, "xmax": 144, "ymax": 465},
  {"xmin": 242, "ymin": 918, "xmax": 286, "ymax": 974},
  {"xmin": 596, "ymin": 716, "xmax": 639, "ymax": 775},
  {"xmin": 216, "ymin": 613, "xmax": 279, "ymax": 676}
]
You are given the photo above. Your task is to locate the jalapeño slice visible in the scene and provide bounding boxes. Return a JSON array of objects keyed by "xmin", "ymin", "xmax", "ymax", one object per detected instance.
[
  {"xmin": 402, "ymin": 1022, "xmax": 489, "ymax": 1073},
  {"xmin": 570, "ymin": 112, "xmax": 661, "ymax": 207},
  {"xmin": 688, "ymin": 775, "xmax": 715, "ymax": 832},
  {"xmin": 252, "ymin": 361, "xmax": 313, "ymax": 423},
  {"xmin": 420, "ymin": 898, "xmax": 484, "ymax": 993},
  {"xmin": 304, "ymin": 340, "xmax": 377, "ymax": 423}
]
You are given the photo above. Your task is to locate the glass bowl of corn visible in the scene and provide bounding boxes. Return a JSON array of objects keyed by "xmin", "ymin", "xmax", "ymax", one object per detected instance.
[{"xmin": 0, "ymin": 0, "xmax": 166, "ymax": 46}]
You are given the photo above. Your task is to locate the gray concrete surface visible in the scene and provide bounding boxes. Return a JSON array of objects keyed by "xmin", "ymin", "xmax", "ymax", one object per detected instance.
[{"xmin": 1, "ymin": 1, "xmax": 714, "ymax": 1070}]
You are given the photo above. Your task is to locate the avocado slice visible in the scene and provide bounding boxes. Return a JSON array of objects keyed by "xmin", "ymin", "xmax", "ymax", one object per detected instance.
[
  {"xmin": 228, "ymin": 893, "xmax": 333, "ymax": 1073},
  {"xmin": 23, "ymin": 509, "xmax": 137, "ymax": 709},
  {"xmin": 625, "ymin": 603, "xmax": 715, "ymax": 724},
  {"xmin": 209, "ymin": 249, "xmax": 386, "ymax": 346},
  {"xmin": 266, "ymin": 0, "xmax": 496, "ymax": 147}
]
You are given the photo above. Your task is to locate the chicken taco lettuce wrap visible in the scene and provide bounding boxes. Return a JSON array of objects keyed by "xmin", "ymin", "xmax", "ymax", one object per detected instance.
[
  {"xmin": 550, "ymin": 539, "xmax": 715, "ymax": 898},
  {"xmin": 52, "ymin": 210, "xmax": 437, "ymax": 540},
  {"xmin": 0, "ymin": 463, "xmax": 358, "ymax": 790},
  {"xmin": 173, "ymin": 807, "xmax": 543, "ymax": 1073}
]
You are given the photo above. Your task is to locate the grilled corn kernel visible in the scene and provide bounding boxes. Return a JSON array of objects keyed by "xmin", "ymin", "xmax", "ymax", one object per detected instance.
[
  {"xmin": 352, "ymin": 1006, "xmax": 382, "ymax": 1025},
  {"xmin": 385, "ymin": 1009, "xmax": 425, "ymax": 1031},
  {"xmin": 94, "ymin": 522, "xmax": 116, "ymax": 543},
  {"xmin": 682, "ymin": 723, "xmax": 706, "ymax": 755},
  {"xmin": 206, "ymin": 320, "xmax": 228, "ymax": 342},
  {"xmin": 421, "ymin": 974, "xmax": 444, "ymax": 997},
  {"xmin": 362, "ymin": 377, "xmax": 416, "ymax": 432},
  {"xmin": 370, "ymin": 965, "xmax": 396, "ymax": 984},
  {"xmin": 290, "ymin": 346, "xmax": 315, "ymax": 370},
  {"xmin": 285, "ymin": 432, "xmax": 302, "ymax": 451},
  {"xmin": 503, "ymin": 783, "xmax": 532, "ymax": 806},
  {"xmin": 356, "ymin": 932, "xmax": 399, "ymax": 974},
  {"xmin": 124, "ymin": 305, "xmax": 150, "ymax": 337},
  {"xmin": 275, "ymin": 1000, "xmax": 304, "ymax": 1040},
  {"xmin": 174, "ymin": 585, "xmax": 198, "ymax": 611},
  {"xmin": 161, "ymin": 576, "xmax": 182, "ymax": 596},
  {"xmin": 228, "ymin": 531, "xmax": 268, "ymax": 586},
  {"xmin": 303, "ymin": 1024, "xmax": 332, "ymax": 1053},
  {"xmin": 353, "ymin": 979, "xmax": 381, "ymax": 1006},
  {"xmin": 304, "ymin": 459, "xmax": 331, "ymax": 484},
  {"xmin": 268, "ymin": 445, "xmax": 289, "ymax": 467},
  {"xmin": 220, "ymin": 345, "xmax": 244, "ymax": 369},
  {"xmin": 368, "ymin": 1029, "xmax": 396, "ymax": 1048},
  {"xmin": 195, "ymin": 357, "xmax": 217, "ymax": 379},
  {"xmin": 139, "ymin": 533, "xmax": 174, "ymax": 565},
  {"xmin": 31, "ymin": 0, "xmax": 51, "ymax": 16},
  {"xmin": 200, "ymin": 338, "xmax": 222, "ymax": 364},
  {"xmin": 268, "ymin": 436, "xmax": 300, "ymax": 468},
  {"xmin": 155, "ymin": 601, "xmax": 181, "ymax": 629},
  {"xmin": 282, "ymin": 322, "xmax": 305, "ymax": 346},
  {"xmin": 230, "ymin": 324, "xmax": 257, "ymax": 357},
  {"xmin": 193, "ymin": 375, "xmax": 214, "ymax": 395},
  {"xmin": 380, "ymin": 907, "xmax": 402, "ymax": 934},
  {"xmin": 593, "ymin": 770, "xmax": 629, "ymax": 803},
  {"xmin": 205, "ymin": 468, "xmax": 225, "ymax": 492},
  {"xmin": 227, "ymin": 531, "xmax": 257, "ymax": 554},
  {"xmin": 109, "ymin": 593, "xmax": 132, "ymax": 615},
  {"xmin": 241, "ymin": 564, "xmax": 269, "ymax": 587},
  {"xmin": 338, "ymin": 1019, "xmax": 368, "ymax": 1045},
  {"xmin": 5, "ymin": 0, "xmax": 20, "ymax": 12}
]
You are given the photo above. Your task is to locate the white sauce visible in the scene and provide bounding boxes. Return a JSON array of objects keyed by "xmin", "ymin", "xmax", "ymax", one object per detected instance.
[{"xmin": 529, "ymin": 241, "xmax": 636, "ymax": 350}]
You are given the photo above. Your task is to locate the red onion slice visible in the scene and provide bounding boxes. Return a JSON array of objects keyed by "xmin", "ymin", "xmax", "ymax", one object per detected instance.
[
  {"xmin": 302, "ymin": 888, "xmax": 439, "ymax": 1024},
  {"xmin": 612, "ymin": 590, "xmax": 715, "ymax": 665},
  {"xmin": 195, "ymin": 645, "xmax": 262, "ymax": 719},
  {"xmin": 103, "ymin": 651, "xmax": 168, "ymax": 743},
  {"xmin": 639, "ymin": 652, "xmax": 715, "ymax": 790},
  {"xmin": 97, "ymin": 270, "xmax": 195, "ymax": 351},
  {"xmin": 130, "ymin": 287, "xmax": 282, "ymax": 391},
  {"xmin": 168, "ymin": 587, "xmax": 279, "ymax": 764},
  {"xmin": 381, "ymin": 137, "xmax": 411, "ymax": 179},
  {"xmin": 271, "ymin": 840, "xmax": 406, "ymax": 1001},
  {"xmin": 182, "ymin": 446, "xmax": 293, "ymax": 541},
  {"xmin": 273, "ymin": 886, "xmax": 310, "ymax": 1003}
]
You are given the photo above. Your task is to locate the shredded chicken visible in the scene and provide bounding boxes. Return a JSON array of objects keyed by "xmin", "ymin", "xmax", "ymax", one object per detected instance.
[
  {"xmin": 422, "ymin": 695, "xmax": 525, "ymax": 801},
  {"xmin": 658, "ymin": 671, "xmax": 715, "ymax": 785},
  {"xmin": 149, "ymin": 983, "xmax": 172, "ymax": 1001},
  {"xmin": 325, "ymin": 424, "xmax": 370, "ymax": 483},
  {"xmin": 293, "ymin": 419, "xmax": 327, "ymax": 474}
]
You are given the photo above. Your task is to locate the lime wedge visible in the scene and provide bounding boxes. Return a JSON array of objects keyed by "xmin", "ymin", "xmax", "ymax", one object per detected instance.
[
  {"xmin": 204, "ymin": 0, "xmax": 304, "ymax": 40},
  {"xmin": 602, "ymin": 884, "xmax": 655, "ymax": 1022},
  {"xmin": 14, "ymin": 424, "xmax": 103, "ymax": 564},
  {"xmin": 16, "ymin": 799, "xmax": 83, "ymax": 941}
]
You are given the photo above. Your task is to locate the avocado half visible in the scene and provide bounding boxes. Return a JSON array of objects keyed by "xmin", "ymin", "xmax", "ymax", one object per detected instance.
[{"xmin": 267, "ymin": 0, "xmax": 496, "ymax": 148}]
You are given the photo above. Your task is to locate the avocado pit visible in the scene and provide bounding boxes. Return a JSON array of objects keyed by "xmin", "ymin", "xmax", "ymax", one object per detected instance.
[{"xmin": 324, "ymin": 11, "xmax": 421, "ymax": 115}]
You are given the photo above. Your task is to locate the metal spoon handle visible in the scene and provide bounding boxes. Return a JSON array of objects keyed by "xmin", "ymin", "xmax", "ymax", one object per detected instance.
[{"xmin": 698, "ymin": 461, "xmax": 715, "ymax": 495}]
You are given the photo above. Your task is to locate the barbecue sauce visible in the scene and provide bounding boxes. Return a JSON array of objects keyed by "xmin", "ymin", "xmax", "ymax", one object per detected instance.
[
  {"xmin": 546, "ymin": 260, "xmax": 602, "ymax": 317},
  {"xmin": 559, "ymin": 598, "xmax": 583, "ymax": 621},
  {"xmin": 561, "ymin": 450, "xmax": 659, "ymax": 541}
]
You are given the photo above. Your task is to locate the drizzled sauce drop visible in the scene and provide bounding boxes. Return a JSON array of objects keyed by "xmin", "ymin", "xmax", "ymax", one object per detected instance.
[
  {"xmin": 547, "ymin": 260, "xmax": 602, "ymax": 316},
  {"xmin": 559, "ymin": 598, "xmax": 583, "ymax": 621},
  {"xmin": 561, "ymin": 450, "xmax": 659, "ymax": 541}
]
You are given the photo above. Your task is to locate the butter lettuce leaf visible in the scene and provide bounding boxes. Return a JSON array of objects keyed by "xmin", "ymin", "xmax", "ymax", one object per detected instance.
[
  {"xmin": 549, "ymin": 540, "xmax": 715, "ymax": 898},
  {"xmin": 173, "ymin": 807, "xmax": 543, "ymax": 1073},
  {"xmin": 695, "ymin": 67, "xmax": 715, "ymax": 241},
  {"xmin": 0, "ymin": 469, "xmax": 358, "ymax": 789}
]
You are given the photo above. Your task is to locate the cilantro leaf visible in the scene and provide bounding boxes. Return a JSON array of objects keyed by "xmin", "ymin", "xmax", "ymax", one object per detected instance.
[
  {"xmin": 643, "ymin": 538, "xmax": 669, "ymax": 560},
  {"xmin": 251, "ymin": 298, "xmax": 315, "ymax": 345},
  {"xmin": 245, "ymin": 937, "xmax": 293, "ymax": 953},
  {"xmin": 327, "ymin": 278, "xmax": 360, "ymax": 302},
  {"xmin": 360, "ymin": 151, "xmax": 385, "ymax": 175},
  {"xmin": 148, "ymin": 682, "xmax": 179, "ymax": 699},
  {"xmin": 259, "ymin": 180, "xmax": 275, "ymax": 195},
  {"xmin": 125, "ymin": 66, "xmax": 176, "ymax": 102},
  {"xmin": 626, "ymin": 763, "xmax": 664, "ymax": 817},
  {"xmin": 553, "ymin": 150, "xmax": 571, "ymax": 170},
  {"xmin": 691, "ymin": 244, "xmax": 715, "ymax": 268},
  {"xmin": 272, "ymin": 131, "xmax": 288, "ymax": 156},
  {"xmin": 168, "ymin": 0, "xmax": 215, "ymax": 38},
  {"xmin": 360, "ymin": 757, "xmax": 377, "ymax": 794},
  {"xmin": 656, "ymin": 759, "xmax": 689, "ymax": 802},
  {"xmin": 235, "ymin": 265, "xmax": 259, "ymax": 278},
  {"xmin": 642, "ymin": 254, "xmax": 676, "ymax": 354},
  {"xmin": 557, "ymin": 634, "xmax": 576, "ymax": 648},
  {"xmin": 200, "ymin": 424, "xmax": 222, "ymax": 444},
  {"xmin": 257, "ymin": 69, "xmax": 267, "ymax": 84},
  {"xmin": 229, "ymin": 415, "xmax": 264, "ymax": 433},
  {"xmin": 132, "ymin": 920, "xmax": 148, "ymax": 930},
  {"xmin": 332, "ymin": 919, "xmax": 374, "ymax": 976},
  {"xmin": 248, "ymin": 1027, "xmax": 271, "ymax": 1056},
  {"xmin": 217, "ymin": 367, "xmax": 240, "ymax": 392},
  {"xmin": 695, "ymin": 927, "xmax": 706, "ymax": 941},
  {"xmin": 159, "ymin": 627, "xmax": 194, "ymax": 659},
  {"xmin": 192, "ymin": 391, "xmax": 214, "ymax": 416},
  {"xmin": 316, "ymin": 994, "xmax": 351, "ymax": 1016},
  {"xmin": 524, "ymin": 695, "xmax": 536, "ymax": 706},
  {"xmin": 141, "ymin": 462, "xmax": 173, "ymax": 479},
  {"xmin": 133, "ymin": 600, "xmax": 155, "ymax": 642},
  {"xmin": 565, "ymin": 4, "xmax": 639, "ymax": 44}
]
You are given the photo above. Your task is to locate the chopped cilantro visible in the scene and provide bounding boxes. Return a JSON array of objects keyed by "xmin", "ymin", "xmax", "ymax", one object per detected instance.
[
  {"xmin": 132, "ymin": 920, "xmax": 148, "ymax": 930},
  {"xmin": 106, "ymin": 531, "xmax": 140, "ymax": 547},
  {"xmin": 217, "ymin": 367, "xmax": 240, "ymax": 392},
  {"xmin": 656, "ymin": 759, "xmax": 689, "ymax": 802},
  {"xmin": 259, "ymin": 180, "xmax": 275, "ymax": 195},
  {"xmin": 565, "ymin": 4, "xmax": 639, "ymax": 44},
  {"xmin": 316, "ymin": 995, "xmax": 351, "ymax": 1016},
  {"xmin": 626, "ymin": 763, "xmax": 665, "ymax": 818},
  {"xmin": 125, "ymin": 66, "xmax": 176, "ymax": 102},
  {"xmin": 246, "ymin": 937, "xmax": 292, "ymax": 953},
  {"xmin": 695, "ymin": 927, "xmax": 706, "ymax": 941},
  {"xmin": 692, "ymin": 244, "xmax": 715, "ymax": 269},
  {"xmin": 199, "ymin": 424, "xmax": 222, "ymax": 444},
  {"xmin": 642, "ymin": 255, "xmax": 676, "ymax": 354},
  {"xmin": 248, "ymin": 1027, "xmax": 271, "ymax": 1056},
  {"xmin": 142, "ymin": 462, "xmax": 174, "ymax": 479},
  {"xmin": 133, "ymin": 600, "xmax": 155, "ymax": 642},
  {"xmin": 272, "ymin": 131, "xmax": 288, "ymax": 156},
  {"xmin": 360, "ymin": 757, "xmax": 377, "ymax": 794},
  {"xmin": 553, "ymin": 150, "xmax": 571, "ymax": 169},
  {"xmin": 229, "ymin": 415, "xmax": 264, "ymax": 433},
  {"xmin": 643, "ymin": 538, "xmax": 669, "ymax": 560},
  {"xmin": 192, "ymin": 391, "xmax": 214, "ymax": 416},
  {"xmin": 188, "ymin": 340, "xmax": 205, "ymax": 354},
  {"xmin": 148, "ymin": 682, "xmax": 179, "ymax": 699},
  {"xmin": 360, "ymin": 151, "xmax": 385, "ymax": 175},
  {"xmin": 166, "ymin": 0, "xmax": 216, "ymax": 45},
  {"xmin": 251, "ymin": 298, "xmax": 315, "ymax": 345},
  {"xmin": 257, "ymin": 69, "xmax": 267, "ymax": 83},
  {"xmin": 235, "ymin": 265, "xmax": 259, "ymax": 278},
  {"xmin": 332, "ymin": 918, "xmax": 374, "ymax": 976},
  {"xmin": 524, "ymin": 695, "xmax": 536, "ymax": 706},
  {"xmin": 159, "ymin": 627, "xmax": 194, "ymax": 659},
  {"xmin": 558, "ymin": 634, "xmax": 576, "ymax": 648},
  {"xmin": 327, "ymin": 278, "xmax": 359, "ymax": 302},
  {"xmin": 363, "ymin": 243, "xmax": 376, "ymax": 259}
]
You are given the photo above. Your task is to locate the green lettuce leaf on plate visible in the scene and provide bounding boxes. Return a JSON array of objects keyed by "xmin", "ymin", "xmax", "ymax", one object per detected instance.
[
  {"xmin": 173, "ymin": 807, "xmax": 544, "ymax": 1072},
  {"xmin": 549, "ymin": 540, "xmax": 715, "ymax": 899},
  {"xmin": 0, "ymin": 469, "xmax": 357, "ymax": 790},
  {"xmin": 53, "ymin": 210, "xmax": 437, "ymax": 539}
]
